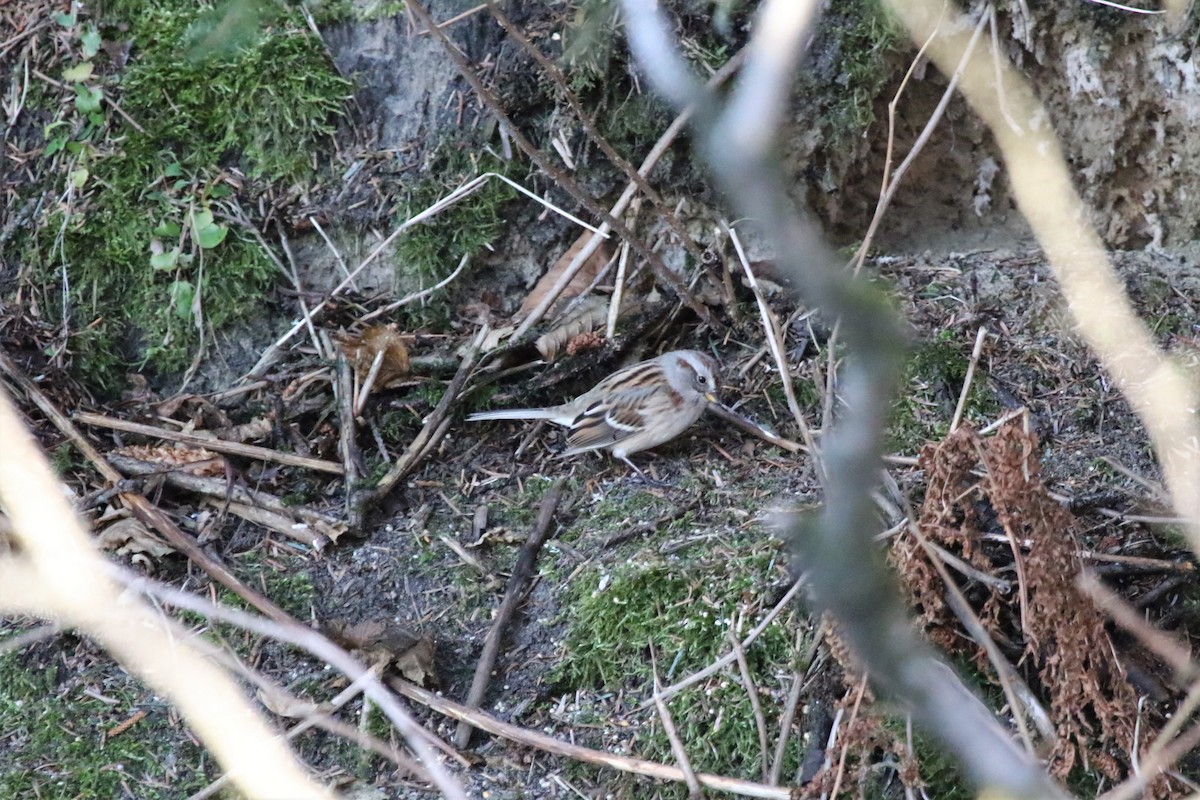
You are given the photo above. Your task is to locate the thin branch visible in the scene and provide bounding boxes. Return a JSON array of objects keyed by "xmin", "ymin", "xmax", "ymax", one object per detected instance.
[
  {"xmin": 454, "ymin": 479, "xmax": 566, "ymax": 747},
  {"xmin": 405, "ymin": 0, "xmax": 718, "ymax": 331}
]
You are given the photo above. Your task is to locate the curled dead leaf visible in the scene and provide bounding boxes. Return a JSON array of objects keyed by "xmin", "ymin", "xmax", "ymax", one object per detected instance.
[
  {"xmin": 96, "ymin": 517, "xmax": 175, "ymax": 558},
  {"xmin": 534, "ymin": 296, "xmax": 609, "ymax": 362},
  {"xmin": 325, "ymin": 618, "xmax": 438, "ymax": 687},
  {"xmin": 256, "ymin": 685, "xmax": 320, "ymax": 719},
  {"xmin": 517, "ymin": 230, "xmax": 611, "ymax": 320},
  {"xmin": 337, "ymin": 324, "xmax": 411, "ymax": 389}
]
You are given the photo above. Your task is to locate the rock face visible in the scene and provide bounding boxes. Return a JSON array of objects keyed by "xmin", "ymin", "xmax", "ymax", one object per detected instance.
[
  {"xmin": 322, "ymin": 2, "xmax": 504, "ymax": 163},
  {"xmin": 315, "ymin": 3, "xmax": 1200, "ymax": 271},
  {"xmin": 798, "ymin": 4, "xmax": 1200, "ymax": 252}
]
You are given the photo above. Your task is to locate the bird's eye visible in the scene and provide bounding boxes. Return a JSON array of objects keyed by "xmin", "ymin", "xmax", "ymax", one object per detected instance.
[{"xmin": 698, "ymin": 375, "xmax": 708, "ymax": 384}]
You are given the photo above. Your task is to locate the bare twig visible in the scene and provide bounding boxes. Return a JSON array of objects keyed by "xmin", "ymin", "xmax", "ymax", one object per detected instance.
[
  {"xmin": 246, "ymin": 174, "xmax": 590, "ymax": 378},
  {"xmin": 454, "ymin": 478, "xmax": 566, "ymax": 747},
  {"xmin": 72, "ymin": 411, "xmax": 344, "ymax": 475},
  {"xmin": 365, "ymin": 324, "xmax": 490, "ymax": 503},
  {"xmin": 950, "ymin": 327, "xmax": 988, "ymax": 433},
  {"xmin": 334, "ymin": 350, "xmax": 363, "ymax": 525},
  {"xmin": 620, "ymin": 1, "xmax": 1066, "ymax": 796},
  {"xmin": 108, "ymin": 567, "xmax": 468, "ymax": 799},
  {"xmin": 0, "ymin": 385, "xmax": 333, "ymax": 799},
  {"xmin": 651, "ymin": 648, "xmax": 703, "ymax": 797},
  {"xmin": 887, "ymin": 0, "xmax": 1200, "ymax": 550},
  {"xmin": 1078, "ymin": 571, "xmax": 1199, "ymax": 681},
  {"xmin": 728, "ymin": 629, "xmax": 771, "ymax": 783},
  {"xmin": 485, "ymin": 2, "xmax": 711, "ymax": 271},
  {"xmin": 642, "ymin": 576, "xmax": 805, "ymax": 710},
  {"xmin": 706, "ymin": 401, "xmax": 804, "ymax": 453},
  {"xmin": 107, "ymin": 454, "xmax": 346, "ymax": 547},
  {"xmin": 727, "ymin": 223, "xmax": 818, "ymax": 461},
  {"xmin": 361, "ymin": 252, "xmax": 471, "ymax": 323}
]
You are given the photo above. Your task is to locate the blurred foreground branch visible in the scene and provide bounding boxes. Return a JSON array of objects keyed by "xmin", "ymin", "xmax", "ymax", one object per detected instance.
[
  {"xmin": 0, "ymin": 384, "xmax": 333, "ymax": 800},
  {"xmin": 619, "ymin": 1, "xmax": 1067, "ymax": 797}
]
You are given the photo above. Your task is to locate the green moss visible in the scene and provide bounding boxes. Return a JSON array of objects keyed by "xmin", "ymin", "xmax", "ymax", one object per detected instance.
[
  {"xmin": 0, "ymin": 645, "xmax": 210, "ymax": 799},
  {"xmin": 28, "ymin": 0, "xmax": 349, "ymax": 391},
  {"xmin": 392, "ymin": 145, "xmax": 519, "ymax": 329},
  {"xmin": 552, "ymin": 540, "xmax": 806, "ymax": 779},
  {"xmin": 887, "ymin": 332, "xmax": 997, "ymax": 452},
  {"xmin": 804, "ymin": 0, "xmax": 901, "ymax": 135}
]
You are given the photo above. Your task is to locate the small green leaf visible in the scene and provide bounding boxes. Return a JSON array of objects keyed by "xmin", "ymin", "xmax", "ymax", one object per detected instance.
[
  {"xmin": 69, "ymin": 168, "xmax": 89, "ymax": 189},
  {"xmin": 209, "ymin": 185, "xmax": 233, "ymax": 198},
  {"xmin": 53, "ymin": 9, "xmax": 77, "ymax": 27},
  {"xmin": 173, "ymin": 179, "xmax": 191, "ymax": 190},
  {"xmin": 45, "ymin": 136, "xmax": 67, "ymax": 157},
  {"xmin": 73, "ymin": 84, "xmax": 103, "ymax": 114},
  {"xmin": 87, "ymin": 111, "xmax": 105, "ymax": 127},
  {"xmin": 191, "ymin": 208, "xmax": 215, "ymax": 230},
  {"xmin": 168, "ymin": 281, "xmax": 195, "ymax": 320},
  {"xmin": 153, "ymin": 220, "xmax": 182, "ymax": 237},
  {"xmin": 81, "ymin": 26, "xmax": 101, "ymax": 58},
  {"xmin": 151, "ymin": 248, "xmax": 181, "ymax": 271},
  {"xmin": 195, "ymin": 222, "xmax": 228, "ymax": 249},
  {"xmin": 164, "ymin": 163, "xmax": 184, "ymax": 177},
  {"xmin": 65, "ymin": 140, "xmax": 84, "ymax": 155},
  {"xmin": 62, "ymin": 62, "xmax": 94, "ymax": 82}
]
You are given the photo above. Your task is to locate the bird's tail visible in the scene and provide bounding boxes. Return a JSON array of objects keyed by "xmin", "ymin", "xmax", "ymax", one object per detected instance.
[{"xmin": 466, "ymin": 407, "xmax": 559, "ymax": 422}]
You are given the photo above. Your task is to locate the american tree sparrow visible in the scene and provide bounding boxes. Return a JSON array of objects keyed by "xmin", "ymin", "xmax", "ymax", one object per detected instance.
[{"xmin": 467, "ymin": 350, "xmax": 719, "ymax": 481}]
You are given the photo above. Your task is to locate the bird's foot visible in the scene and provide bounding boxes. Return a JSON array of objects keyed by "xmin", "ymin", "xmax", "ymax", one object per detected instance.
[{"xmin": 619, "ymin": 456, "xmax": 671, "ymax": 488}]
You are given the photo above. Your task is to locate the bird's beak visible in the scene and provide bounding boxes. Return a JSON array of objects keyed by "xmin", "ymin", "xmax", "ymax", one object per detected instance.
[{"xmin": 704, "ymin": 392, "xmax": 718, "ymax": 405}]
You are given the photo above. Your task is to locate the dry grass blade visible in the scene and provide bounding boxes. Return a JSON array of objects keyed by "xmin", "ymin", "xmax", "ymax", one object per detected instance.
[
  {"xmin": 949, "ymin": 326, "xmax": 988, "ymax": 433},
  {"xmin": 619, "ymin": 0, "xmax": 1069, "ymax": 794},
  {"xmin": 0, "ymin": 351, "xmax": 297, "ymax": 620},
  {"xmin": 366, "ymin": 323, "xmax": 490, "ymax": 503},
  {"xmin": 109, "ymin": 566, "xmax": 469, "ymax": 799},
  {"xmin": 651, "ymin": 648, "xmax": 703, "ymax": 797},
  {"xmin": 725, "ymin": 223, "xmax": 817, "ymax": 458},
  {"xmin": 403, "ymin": 1, "xmax": 719, "ymax": 332},
  {"xmin": 727, "ymin": 629, "xmax": 771, "ymax": 782},
  {"xmin": 518, "ymin": 229, "xmax": 612, "ymax": 321}
]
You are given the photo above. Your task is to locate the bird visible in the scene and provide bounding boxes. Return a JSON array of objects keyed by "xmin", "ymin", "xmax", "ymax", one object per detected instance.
[{"xmin": 466, "ymin": 350, "xmax": 720, "ymax": 482}]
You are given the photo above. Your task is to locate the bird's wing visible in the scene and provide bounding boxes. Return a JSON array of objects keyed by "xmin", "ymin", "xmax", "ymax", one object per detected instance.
[{"xmin": 562, "ymin": 396, "xmax": 648, "ymax": 454}]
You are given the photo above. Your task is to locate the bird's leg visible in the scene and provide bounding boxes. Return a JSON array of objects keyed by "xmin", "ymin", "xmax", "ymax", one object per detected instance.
[{"xmin": 616, "ymin": 454, "xmax": 669, "ymax": 487}]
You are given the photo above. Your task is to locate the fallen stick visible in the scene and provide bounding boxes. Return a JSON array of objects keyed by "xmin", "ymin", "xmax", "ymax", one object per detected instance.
[
  {"xmin": 454, "ymin": 478, "xmax": 566, "ymax": 748},
  {"xmin": 73, "ymin": 411, "xmax": 344, "ymax": 475},
  {"xmin": 364, "ymin": 324, "xmax": 489, "ymax": 504},
  {"xmin": 706, "ymin": 401, "xmax": 804, "ymax": 453},
  {"xmin": 107, "ymin": 454, "xmax": 346, "ymax": 547},
  {"xmin": 333, "ymin": 351, "xmax": 363, "ymax": 528},
  {"xmin": 393, "ymin": 676, "xmax": 792, "ymax": 800}
]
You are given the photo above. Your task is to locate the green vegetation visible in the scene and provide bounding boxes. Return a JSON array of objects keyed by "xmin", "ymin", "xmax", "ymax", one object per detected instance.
[
  {"xmin": 392, "ymin": 145, "xmax": 519, "ymax": 329},
  {"xmin": 0, "ymin": 547, "xmax": 317, "ymax": 799},
  {"xmin": 25, "ymin": 0, "xmax": 349, "ymax": 391},
  {"xmin": 888, "ymin": 331, "xmax": 998, "ymax": 452},
  {"xmin": 804, "ymin": 0, "xmax": 901, "ymax": 134},
  {"xmin": 0, "ymin": 644, "xmax": 209, "ymax": 799},
  {"xmin": 553, "ymin": 538, "xmax": 807, "ymax": 779}
]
